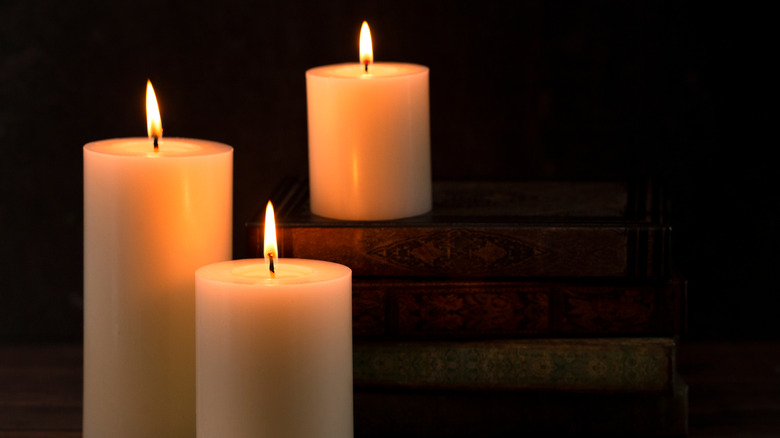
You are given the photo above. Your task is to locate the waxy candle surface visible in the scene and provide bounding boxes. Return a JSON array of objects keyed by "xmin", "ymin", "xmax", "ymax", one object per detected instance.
[
  {"xmin": 306, "ymin": 62, "xmax": 431, "ymax": 221},
  {"xmin": 196, "ymin": 258, "xmax": 353, "ymax": 438},
  {"xmin": 83, "ymin": 137, "xmax": 232, "ymax": 438}
]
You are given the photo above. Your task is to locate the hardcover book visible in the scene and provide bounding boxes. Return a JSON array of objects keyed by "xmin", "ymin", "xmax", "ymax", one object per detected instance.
[
  {"xmin": 247, "ymin": 177, "xmax": 671, "ymax": 279},
  {"xmin": 354, "ymin": 375, "xmax": 688, "ymax": 437},
  {"xmin": 353, "ymin": 337, "xmax": 677, "ymax": 393},
  {"xmin": 352, "ymin": 274, "xmax": 687, "ymax": 340}
]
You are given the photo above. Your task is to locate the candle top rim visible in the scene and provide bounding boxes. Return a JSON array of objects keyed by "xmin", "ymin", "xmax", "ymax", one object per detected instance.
[
  {"xmin": 306, "ymin": 62, "xmax": 428, "ymax": 79},
  {"xmin": 84, "ymin": 137, "xmax": 233, "ymax": 157},
  {"xmin": 196, "ymin": 258, "xmax": 352, "ymax": 286}
]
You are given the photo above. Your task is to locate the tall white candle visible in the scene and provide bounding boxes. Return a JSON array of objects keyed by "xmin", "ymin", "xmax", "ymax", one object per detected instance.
[
  {"xmin": 83, "ymin": 82, "xmax": 232, "ymax": 438},
  {"xmin": 196, "ymin": 204, "xmax": 352, "ymax": 438},
  {"xmin": 306, "ymin": 21, "xmax": 431, "ymax": 221}
]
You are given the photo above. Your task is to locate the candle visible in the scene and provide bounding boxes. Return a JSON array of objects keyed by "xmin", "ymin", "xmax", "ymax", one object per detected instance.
[
  {"xmin": 196, "ymin": 201, "xmax": 353, "ymax": 438},
  {"xmin": 83, "ymin": 80, "xmax": 232, "ymax": 438},
  {"xmin": 306, "ymin": 21, "xmax": 431, "ymax": 221}
]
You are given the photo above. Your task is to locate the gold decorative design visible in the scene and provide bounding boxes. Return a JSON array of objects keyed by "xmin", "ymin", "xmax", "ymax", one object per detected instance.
[{"xmin": 367, "ymin": 229, "xmax": 546, "ymax": 275}]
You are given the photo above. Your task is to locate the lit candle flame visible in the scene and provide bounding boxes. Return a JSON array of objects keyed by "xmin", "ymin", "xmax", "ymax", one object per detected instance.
[
  {"xmin": 264, "ymin": 201, "xmax": 278, "ymax": 277},
  {"xmin": 146, "ymin": 80, "xmax": 162, "ymax": 150},
  {"xmin": 359, "ymin": 21, "xmax": 373, "ymax": 73}
]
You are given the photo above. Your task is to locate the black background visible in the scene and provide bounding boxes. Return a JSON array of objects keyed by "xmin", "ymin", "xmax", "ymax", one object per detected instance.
[{"xmin": 1, "ymin": 1, "xmax": 774, "ymax": 343}]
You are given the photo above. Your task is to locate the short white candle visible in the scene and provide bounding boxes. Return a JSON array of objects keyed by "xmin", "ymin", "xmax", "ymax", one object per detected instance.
[
  {"xmin": 306, "ymin": 21, "xmax": 431, "ymax": 221},
  {"xmin": 82, "ymin": 81, "xmax": 232, "ymax": 438},
  {"xmin": 196, "ymin": 202, "xmax": 353, "ymax": 438}
]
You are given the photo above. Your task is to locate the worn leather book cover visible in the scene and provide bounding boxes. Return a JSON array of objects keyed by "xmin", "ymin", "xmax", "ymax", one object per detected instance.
[
  {"xmin": 352, "ymin": 274, "xmax": 687, "ymax": 340},
  {"xmin": 246, "ymin": 177, "xmax": 671, "ymax": 279},
  {"xmin": 354, "ymin": 374, "xmax": 688, "ymax": 437},
  {"xmin": 353, "ymin": 337, "xmax": 677, "ymax": 393}
]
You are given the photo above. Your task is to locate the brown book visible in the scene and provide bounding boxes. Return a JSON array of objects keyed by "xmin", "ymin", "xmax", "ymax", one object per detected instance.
[
  {"xmin": 353, "ymin": 337, "xmax": 678, "ymax": 393},
  {"xmin": 353, "ymin": 274, "xmax": 687, "ymax": 340},
  {"xmin": 354, "ymin": 374, "xmax": 688, "ymax": 437},
  {"xmin": 247, "ymin": 178, "xmax": 671, "ymax": 279}
]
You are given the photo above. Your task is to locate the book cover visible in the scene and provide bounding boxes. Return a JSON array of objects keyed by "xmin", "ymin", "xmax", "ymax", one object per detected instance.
[
  {"xmin": 353, "ymin": 275, "xmax": 687, "ymax": 340},
  {"xmin": 247, "ymin": 177, "xmax": 671, "ymax": 279},
  {"xmin": 353, "ymin": 337, "xmax": 677, "ymax": 393},
  {"xmin": 354, "ymin": 375, "xmax": 688, "ymax": 437}
]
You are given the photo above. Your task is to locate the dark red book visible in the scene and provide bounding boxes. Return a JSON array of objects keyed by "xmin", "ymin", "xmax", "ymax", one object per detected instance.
[
  {"xmin": 352, "ymin": 274, "xmax": 686, "ymax": 340},
  {"xmin": 246, "ymin": 178, "xmax": 671, "ymax": 279}
]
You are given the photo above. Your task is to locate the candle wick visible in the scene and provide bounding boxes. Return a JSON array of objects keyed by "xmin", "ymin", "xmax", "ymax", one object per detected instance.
[
  {"xmin": 153, "ymin": 135, "xmax": 159, "ymax": 152},
  {"xmin": 364, "ymin": 62, "xmax": 369, "ymax": 73},
  {"xmin": 268, "ymin": 253, "xmax": 276, "ymax": 278}
]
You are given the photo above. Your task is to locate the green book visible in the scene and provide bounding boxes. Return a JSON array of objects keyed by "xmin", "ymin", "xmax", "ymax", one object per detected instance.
[{"xmin": 353, "ymin": 337, "xmax": 677, "ymax": 393}]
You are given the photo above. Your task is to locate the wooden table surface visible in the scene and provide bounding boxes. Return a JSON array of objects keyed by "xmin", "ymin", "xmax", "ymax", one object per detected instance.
[{"xmin": 1, "ymin": 340, "xmax": 779, "ymax": 437}]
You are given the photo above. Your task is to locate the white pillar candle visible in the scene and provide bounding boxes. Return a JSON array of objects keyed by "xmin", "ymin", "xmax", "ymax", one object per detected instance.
[
  {"xmin": 196, "ymin": 201, "xmax": 353, "ymax": 438},
  {"xmin": 195, "ymin": 258, "xmax": 353, "ymax": 438},
  {"xmin": 306, "ymin": 21, "xmax": 431, "ymax": 221},
  {"xmin": 83, "ymin": 82, "xmax": 232, "ymax": 438}
]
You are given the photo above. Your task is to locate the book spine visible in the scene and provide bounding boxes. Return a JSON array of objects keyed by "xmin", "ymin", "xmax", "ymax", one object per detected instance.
[
  {"xmin": 251, "ymin": 224, "xmax": 671, "ymax": 279},
  {"xmin": 244, "ymin": 177, "xmax": 671, "ymax": 279},
  {"xmin": 354, "ymin": 376, "xmax": 688, "ymax": 437},
  {"xmin": 353, "ymin": 277, "xmax": 687, "ymax": 339},
  {"xmin": 353, "ymin": 338, "xmax": 676, "ymax": 393}
]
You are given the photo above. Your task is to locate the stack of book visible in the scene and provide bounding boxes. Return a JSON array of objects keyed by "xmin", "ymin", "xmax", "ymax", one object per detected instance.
[{"xmin": 246, "ymin": 178, "xmax": 688, "ymax": 437}]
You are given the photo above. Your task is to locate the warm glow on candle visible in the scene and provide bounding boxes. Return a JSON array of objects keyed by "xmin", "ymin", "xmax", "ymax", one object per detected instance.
[
  {"xmin": 306, "ymin": 22, "xmax": 432, "ymax": 220},
  {"xmin": 146, "ymin": 80, "xmax": 162, "ymax": 145},
  {"xmin": 359, "ymin": 21, "xmax": 373, "ymax": 72},
  {"xmin": 264, "ymin": 201, "xmax": 278, "ymax": 274}
]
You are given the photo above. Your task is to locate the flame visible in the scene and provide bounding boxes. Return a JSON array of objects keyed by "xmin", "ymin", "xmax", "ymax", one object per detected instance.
[
  {"xmin": 264, "ymin": 201, "xmax": 278, "ymax": 264},
  {"xmin": 146, "ymin": 80, "xmax": 162, "ymax": 140},
  {"xmin": 359, "ymin": 21, "xmax": 373, "ymax": 71}
]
